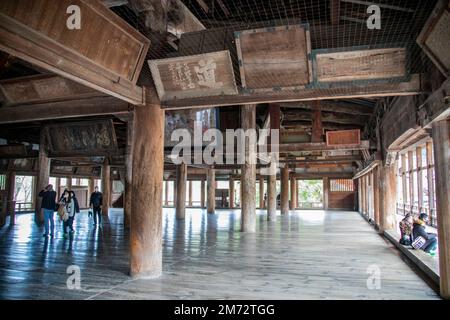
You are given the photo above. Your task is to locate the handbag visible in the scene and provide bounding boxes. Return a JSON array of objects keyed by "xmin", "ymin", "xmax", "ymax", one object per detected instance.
[{"xmin": 412, "ymin": 236, "xmax": 426, "ymax": 249}]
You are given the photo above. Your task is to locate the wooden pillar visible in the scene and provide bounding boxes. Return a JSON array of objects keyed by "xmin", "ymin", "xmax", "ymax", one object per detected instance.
[
  {"xmin": 129, "ymin": 103, "xmax": 164, "ymax": 279},
  {"xmin": 416, "ymin": 146, "xmax": 424, "ymax": 213},
  {"xmin": 200, "ymin": 177, "xmax": 205, "ymax": 208},
  {"xmin": 35, "ymin": 129, "xmax": 50, "ymax": 224},
  {"xmin": 373, "ymin": 166, "xmax": 380, "ymax": 227},
  {"xmin": 188, "ymin": 180, "xmax": 193, "ymax": 207},
  {"xmin": 124, "ymin": 118, "xmax": 134, "ymax": 229},
  {"xmin": 229, "ymin": 176, "xmax": 234, "ymax": 208},
  {"xmin": 55, "ymin": 177, "xmax": 61, "ymax": 200},
  {"xmin": 311, "ymin": 100, "xmax": 323, "ymax": 143},
  {"xmin": 66, "ymin": 176, "xmax": 72, "ymax": 190},
  {"xmin": 241, "ymin": 104, "xmax": 256, "ymax": 232},
  {"xmin": 323, "ymin": 177, "xmax": 329, "ymax": 210},
  {"xmin": 2, "ymin": 161, "xmax": 15, "ymax": 226},
  {"xmin": 267, "ymin": 174, "xmax": 277, "ymax": 221},
  {"xmin": 401, "ymin": 154, "xmax": 407, "ymax": 212},
  {"xmin": 176, "ymin": 163, "xmax": 187, "ymax": 219},
  {"xmin": 259, "ymin": 175, "xmax": 265, "ymax": 209},
  {"xmin": 164, "ymin": 180, "xmax": 169, "ymax": 206},
  {"xmin": 280, "ymin": 164, "xmax": 289, "ymax": 214},
  {"xmin": 101, "ymin": 158, "xmax": 111, "ymax": 216},
  {"xmin": 289, "ymin": 176, "xmax": 297, "ymax": 210},
  {"xmin": 358, "ymin": 178, "xmax": 362, "ymax": 213},
  {"xmin": 379, "ymin": 164, "xmax": 397, "ymax": 232},
  {"xmin": 432, "ymin": 120, "xmax": 450, "ymax": 299},
  {"xmin": 207, "ymin": 168, "xmax": 215, "ymax": 214},
  {"xmin": 408, "ymin": 150, "xmax": 414, "ymax": 211},
  {"xmin": 426, "ymin": 141, "xmax": 435, "ymax": 219}
]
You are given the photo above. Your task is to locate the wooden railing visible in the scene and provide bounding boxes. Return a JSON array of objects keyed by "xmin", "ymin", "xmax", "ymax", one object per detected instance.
[
  {"xmin": 396, "ymin": 202, "xmax": 437, "ymax": 228},
  {"xmin": 297, "ymin": 202, "xmax": 323, "ymax": 209},
  {"xmin": 15, "ymin": 202, "xmax": 33, "ymax": 212}
]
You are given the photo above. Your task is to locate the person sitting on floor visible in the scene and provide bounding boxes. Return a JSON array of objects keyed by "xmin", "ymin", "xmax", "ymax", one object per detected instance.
[
  {"xmin": 399, "ymin": 213, "xmax": 413, "ymax": 246},
  {"xmin": 412, "ymin": 213, "xmax": 438, "ymax": 255}
]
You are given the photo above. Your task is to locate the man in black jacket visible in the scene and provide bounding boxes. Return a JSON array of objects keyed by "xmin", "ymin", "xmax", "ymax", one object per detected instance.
[
  {"xmin": 39, "ymin": 184, "xmax": 57, "ymax": 237},
  {"xmin": 413, "ymin": 213, "xmax": 438, "ymax": 254},
  {"xmin": 89, "ymin": 186, "xmax": 103, "ymax": 226}
]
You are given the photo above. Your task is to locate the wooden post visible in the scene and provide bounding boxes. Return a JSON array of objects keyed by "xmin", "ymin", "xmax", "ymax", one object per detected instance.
[
  {"xmin": 200, "ymin": 177, "xmax": 205, "ymax": 208},
  {"xmin": 323, "ymin": 177, "xmax": 329, "ymax": 210},
  {"xmin": 66, "ymin": 176, "xmax": 72, "ymax": 190},
  {"xmin": 207, "ymin": 168, "xmax": 215, "ymax": 214},
  {"xmin": 35, "ymin": 129, "xmax": 50, "ymax": 224},
  {"xmin": 416, "ymin": 146, "xmax": 424, "ymax": 213},
  {"xmin": 379, "ymin": 164, "xmax": 397, "ymax": 231},
  {"xmin": 124, "ymin": 118, "xmax": 134, "ymax": 228},
  {"xmin": 4, "ymin": 160, "xmax": 15, "ymax": 226},
  {"xmin": 55, "ymin": 177, "xmax": 61, "ymax": 200},
  {"xmin": 426, "ymin": 142, "xmax": 435, "ymax": 219},
  {"xmin": 259, "ymin": 175, "xmax": 265, "ymax": 209},
  {"xmin": 373, "ymin": 166, "xmax": 380, "ymax": 228},
  {"xmin": 290, "ymin": 172, "xmax": 298, "ymax": 210},
  {"xmin": 408, "ymin": 150, "xmax": 414, "ymax": 211},
  {"xmin": 229, "ymin": 176, "xmax": 234, "ymax": 208},
  {"xmin": 129, "ymin": 103, "xmax": 164, "ymax": 279},
  {"xmin": 280, "ymin": 164, "xmax": 289, "ymax": 214},
  {"xmin": 176, "ymin": 163, "xmax": 187, "ymax": 219},
  {"xmin": 432, "ymin": 120, "xmax": 450, "ymax": 299},
  {"xmin": 241, "ymin": 105, "xmax": 256, "ymax": 232},
  {"xmin": 188, "ymin": 180, "xmax": 193, "ymax": 207},
  {"xmin": 164, "ymin": 180, "xmax": 169, "ymax": 206},
  {"xmin": 267, "ymin": 174, "xmax": 277, "ymax": 221},
  {"xmin": 311, "ymin": 100, "xmax": 323, "ymax": 143},
  {"xmin": 358, "ymin": 178, "xmax": 362, "ymax": 213},
  {"xmin": 101, "ymin": 158, "xmax": 111, "ymax": 217},
  {"xmin": 401, "ymin": 154, "xmax": 407, "ymax": 213}
]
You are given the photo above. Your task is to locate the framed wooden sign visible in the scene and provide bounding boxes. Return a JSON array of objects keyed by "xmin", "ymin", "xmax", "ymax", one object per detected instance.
[
  {"xmin": 416, "ymin": 0, "xmax": 450, "ymax": 76},
  {"xmin": 234, "ymin": 24, "xmax": 313, "ymax": 93},
  {"xmin": 45, "ymin": 120, "xmax": 118, "ymax": 157},
  {"xmin": 313, "ymin": 47, "xmax": 407, "ymax": 83},
  {"xmin": 326, "ymin": 129, "xmax": 361, "ymax": 147},
  {"xmin": 148, "ymin": 50, "xmax": 238, "ymax": 101}
]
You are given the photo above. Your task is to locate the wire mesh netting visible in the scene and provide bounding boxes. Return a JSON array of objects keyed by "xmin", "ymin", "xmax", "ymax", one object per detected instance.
[{"xmin": 111, "ymin": 0, "xmax": 438, "ymax": 100}]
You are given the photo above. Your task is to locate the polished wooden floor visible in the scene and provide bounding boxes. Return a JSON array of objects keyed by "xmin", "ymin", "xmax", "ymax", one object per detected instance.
[{"xmin": 0, "ymin": 208, "xmax": 439, "ymax": 299}]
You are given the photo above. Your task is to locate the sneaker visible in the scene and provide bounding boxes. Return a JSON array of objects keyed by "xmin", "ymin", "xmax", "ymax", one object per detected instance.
[{"xmin": 63, "ymin": 233, "xmax": 68, "ymax": 239}]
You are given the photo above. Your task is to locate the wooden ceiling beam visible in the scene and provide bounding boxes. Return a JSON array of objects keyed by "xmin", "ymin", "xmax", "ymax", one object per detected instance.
[
  {"xmin": 0, "ymin": 1, "xmax": 150, "ymax": 105},
  {"xmin": 160, "ymin": 74, "xmax": 423, "ymax": 109},
  {"xmin": 0, "ymin": 96, "xmax": 132, "ymax": 124}
]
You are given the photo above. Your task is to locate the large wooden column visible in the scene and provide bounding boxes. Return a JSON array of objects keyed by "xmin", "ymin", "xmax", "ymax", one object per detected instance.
[
  {"xmin": 2, "ymin": 161, "xmax": 15, "ymax": 226},
  {"xmin": 290, "ymin": 175, "xmax": 297, "ymax": 210},
  {"xmin": 101, "ymin": 159, "xmax": 111, "ymax": 217},
  {"xmin": 432, "ymin": 120, "xmax": 450, "ymax": 299},
  {"xmin": 55, "ymin": 177, "xmax": 61, "ymax": 200},
  {"xmin": 267, "ymin": 174, "xmax": 277, "ymax": 221},
  {"xmin": 259, "ymin": 175, "xmax": 265, "ymax": 209},
  {"xmin": 379, "ymin": 163, "xmax": 397, "ymax": 232},
  {"xmin": 426, "ymin": 142, "xmax": 435, "ymax": 219},
  {"xmin": 164, "ymin": 180, "xmax": 169, "ymax": 206},
  {"xmin": 124, "ymin": 118, "xmax": 134, "ymax": 228},
  {"xmin": 323, "ymin": 177, "xmax": 329, "ymax": 210},
  {"xmin": 207, "ymin": 168, "xmax": 215, "ymax": 214},
  {"xmin": 416, "ymin": 146, "xmax": 424, "ymax": 213},
  {"xmin": 176, "ymin": 163, "xmax": 187, "ymax": 219},
  {"xmin": 66, "ymin": 176, "xmax": 72, "ymax": 190},
  {"xmin": 373, "ymin": 166, "xmax": 380, "ymax": 228},
  {"xmin": 229, "ymin": 176, "xmax": 234, "ymax": 208},
  {"xmin": 241, "ymin": 105, "xmax": 256, "ymax": 232},
  {"xmin": 130, "ymin": 103, "xmax": 164, "ymax": 279},
  {"xmin": 200, "ymin": 178, "xmax": 205, "ymax": 208},
  {"xmin": 35, "ymin": 129, "xmax": 50, "ymax": 224},
  {"xmin": 188, "ymin": 180, "xmax": 193, "ymax": 207},
  {"xmin": 280, "ymin": 164, "xmax": 289, "ymax": 214}
]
